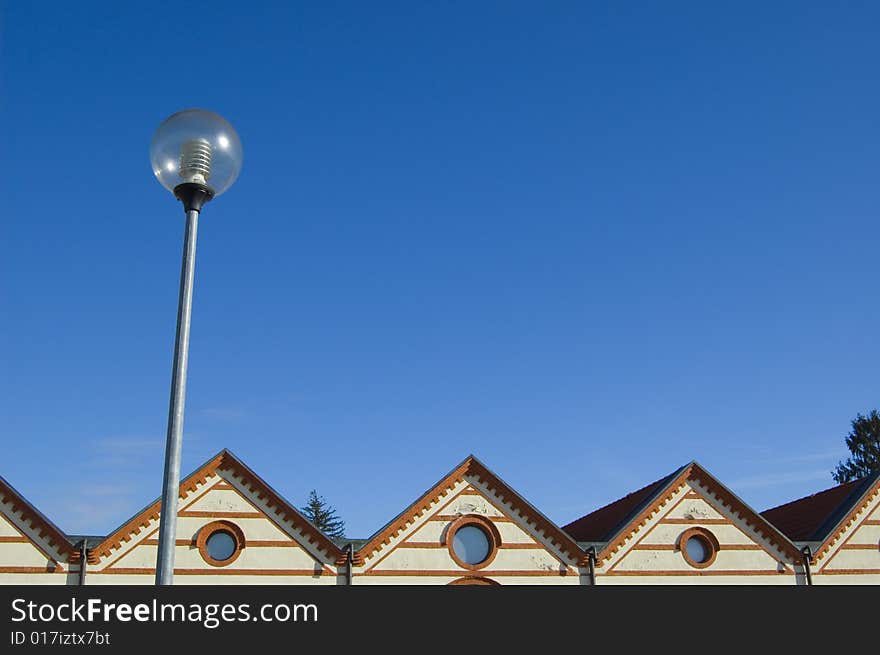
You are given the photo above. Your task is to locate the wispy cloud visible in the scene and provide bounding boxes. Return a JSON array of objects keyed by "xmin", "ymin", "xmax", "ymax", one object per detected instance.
[
  {"xmin": 86, "ymin": 436, "xmax": 164, "ymax": 468},
  {"xmin": 57, "ymin": 496, "xmax": 144, "ymax": 536},
  {"xmin": 784, "ymin": 450, "xmax": 842, "ymax": 465}
]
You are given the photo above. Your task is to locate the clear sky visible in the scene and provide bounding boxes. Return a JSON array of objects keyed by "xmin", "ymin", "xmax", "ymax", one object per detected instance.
[{"xmin": 1, "ymin": 2, "xmax": 878, "ymax": 540}]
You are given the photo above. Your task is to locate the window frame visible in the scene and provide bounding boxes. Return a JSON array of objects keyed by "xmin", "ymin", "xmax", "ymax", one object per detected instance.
[
  {"xmin": 444, "ymin": 514, "xmax": 502, "ymax": 571},
  {"xmin": 196, "ymin": 520, "xmax": 246, "ymax": 567},
  {"xmin": 678, "ymin": 527, "xmax": 720, "ymax": 569}
]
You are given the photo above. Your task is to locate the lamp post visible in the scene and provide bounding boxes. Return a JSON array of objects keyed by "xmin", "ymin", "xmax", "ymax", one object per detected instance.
[{"xmin": 150, "ymin": 109, "xmax": 242, "ymax": 585}]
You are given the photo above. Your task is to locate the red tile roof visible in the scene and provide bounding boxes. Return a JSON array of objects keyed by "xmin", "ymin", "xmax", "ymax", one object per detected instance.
[
  {"xmin": 760, "ymin": 477, "xmax": 870, "ymax": 542},
  {"xmin": 562, "ymin": 468, "xmax": 682, "ymax": 542}
]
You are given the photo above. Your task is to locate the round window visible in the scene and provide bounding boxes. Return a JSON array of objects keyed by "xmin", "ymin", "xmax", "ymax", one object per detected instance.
[
  {"xmin": 685, "ymin": 535, "xmax": 711, "ymax": 564},
  {"xmin": 453, "ymin": 525, "xmax": 491, "ymax": 565},
  {"xmin": 196, "ymin": 521, "xmax": 245, "ymax": 567},
  {"xmin": 205, "ymin": 530, "xmax": 237, "ymax": 562},
  {"xmin": 446, "ymin": 515, "xmax": 501, "ymax": 570},
  {"xmin": 679, "ymin": 527, "xmax": 719, "ymax": 569}
]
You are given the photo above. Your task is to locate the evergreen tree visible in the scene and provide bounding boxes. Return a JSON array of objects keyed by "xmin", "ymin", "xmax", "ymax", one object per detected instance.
[
  {"xmin": 300, "ymin": 489, "xmax": 346, "ymax": 539},
  {"xmin": 832, "ymin": 409, "xmax": 880, "ymax": 483}
]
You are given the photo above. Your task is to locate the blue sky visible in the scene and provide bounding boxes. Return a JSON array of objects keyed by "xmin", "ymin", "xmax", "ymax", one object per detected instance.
[{"xmin": 1, "ymin": 2, "xmax": 878, "ymax": 539}]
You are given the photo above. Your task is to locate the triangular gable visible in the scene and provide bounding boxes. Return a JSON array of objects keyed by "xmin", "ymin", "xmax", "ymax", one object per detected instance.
[
  {"xmin": 762, "ymin": 472, "xmax": 880, "ymax": 569},
  {"xmin": 583, "ymin": 462, "xmax": 803, "ymax": 573},
  {"xmin": 355, "ymin": 455, "xmax": 586, "ymax": 576},
  {"xmin": 0, "ymin": 475, "xmax": 73, "ymax": 573},
  {"xmin": 90, "ymin": 450, "xmax": 345, "ymax": 574}
]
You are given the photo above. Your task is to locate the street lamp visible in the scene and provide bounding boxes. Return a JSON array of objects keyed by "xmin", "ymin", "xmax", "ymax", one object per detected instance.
[{"xmin": 150, "ymin": 109, "xmax": 242, "ymax": 585}]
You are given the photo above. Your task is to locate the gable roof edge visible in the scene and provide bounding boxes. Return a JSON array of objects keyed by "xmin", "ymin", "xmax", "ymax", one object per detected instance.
[
  {"xmin": 811, "ymin": 471, "xmax": 880, "ymax": 562},
  {"xmin": 0, "ymin": 474, "xmax": 74, "ymax": 561}
]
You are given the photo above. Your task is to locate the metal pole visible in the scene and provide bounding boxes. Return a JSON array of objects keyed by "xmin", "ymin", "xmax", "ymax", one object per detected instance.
[
  {"xmin": 801, "ymin": 546, "xmax": 813, "ymax": 586},
  {"xmin": 78, "ymin": 540, "xmax": 88, "ymax": 586},
  {"xmin": 155, "ymin": 208, "xmax": 200, "ymax": 585},
  {"xmin": 586, "ymin": 546, "xmax": 597, "ymax": 585}
]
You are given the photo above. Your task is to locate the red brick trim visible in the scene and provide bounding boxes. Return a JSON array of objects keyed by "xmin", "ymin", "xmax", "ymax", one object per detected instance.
[
  {"xmin": 91, "ymin": 568, "xmax": 338, "ymax": 576},
  {"xmin": 0, "ymin": 566, "xmax": 65, "ymax": 574},
  {"xmin": 178, "ymin": 511, "xmax": 262, "ymax": 518},
  {"xmin": 0, "ymin": 478, "xmax": 73, "ymax": 563},
  {"xmin": 142, "ymin": 539, "xmax": 194, "ymax": 546},
  {"xmin": 631, "ymin": 543, "xmax": 763, "ymax": 551},
  {"xmin": 839, "ymin": 544, "xmax": 880, "ymax": 550},
  {"xmin": 434, "ymin": 514, "xmax": 515, "ymax": 523},
  {"xmin": 196, "ymin": 521, "xmax": 246, "ymax": 567},
  {"xmin": 362, "ymin": 569, "xmax": 573, "ymax": 577},
  {"xmin": 448, "ymin": 576, "xmax": 500, "ymax": 585},
  {"xmin": 444, "ymin": 514, "xmax": 502, "ymax": 571},
  {"xmin": 678, "ymin": 527, "xmax": 719, "ymax": 569},
  {"xmin": 816, "ymin": 568, "xmax": 880, "ymax": 575},
  {"xmin": 605, "ymin": 569, "xmax": 789, "ymax": 577}
]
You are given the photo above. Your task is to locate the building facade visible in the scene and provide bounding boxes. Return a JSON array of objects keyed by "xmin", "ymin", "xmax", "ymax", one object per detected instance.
[{"xmin": 2, "ymin": 450, "xmax": 878, "ymax": 585}]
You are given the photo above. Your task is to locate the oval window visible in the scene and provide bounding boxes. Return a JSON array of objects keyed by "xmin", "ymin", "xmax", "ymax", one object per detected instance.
[{"xmin": 685, "ymin": 535, "xmax": 711, "ymax": 564}]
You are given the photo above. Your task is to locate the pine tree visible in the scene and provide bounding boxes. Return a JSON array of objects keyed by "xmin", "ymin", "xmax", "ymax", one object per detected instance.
[
  {"xmin": 300, "ymin": 489, "xmax": 346, "ymax": 539},
  {"xmin": 832, "ymin": 410, "xmax": 880, "ymax": 483}
]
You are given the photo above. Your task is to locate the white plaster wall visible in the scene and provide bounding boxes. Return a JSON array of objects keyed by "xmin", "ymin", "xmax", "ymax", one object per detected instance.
[
  {"xmin": 369, "ymin": 546, "xmax": 566, "ymax": 572},
  {"xmin": 0, "ymin": 573, "xmax": 69, "ymax": 585},
  {"xmin": 495, "ymin": 522, "xmax": 553, "ymax": 544},
  {"xmin": 0, "ymin": 514, "xmax": 22, "ymax": 537},
  {"xmin": 101, "ymin": 523, "xmax": 326, "ymax": 572},
  {"xmin": 390, "ymin": 518, "xmax": 551, "ymax": 546},
  {"xmin": 813, "ymin": 573, "xmax": 880, "ymax": 585},
  {"xmin": 102, "ymin": 542, "xmax": 323, "ymax": 571},
  {"xmin": 844, "ymin": 524, "xmax": 880, "ymax": 545},
  {"xmin": 176, "ymin": 516, "xmax": 292, "ymax": 542},
  {"xmin": 184, "ymin": 489, "xmax": 257, "ymax": 513},
  {"xmin": 1, "ymin": 542, "xmax": 59, "ymax": 567},
  {"xmin": 611, "ymin": 548, "xmax": 784, "ymax": 572},
  {"xmin": 0, "ymin": 503, "xmax": 67, "ymax": 563},
  {"xmin": 84, "ymin": 573, "xmax": 344, "ymax": 585},
  {"xmin": 819, "ymin": 548, "xmax": 879, "ymax": 571},
  {"xmin": 598, "ymin": 574, "xmax": 796, "ymax": 585},
  {"xmin": 665, "ymin": 499, "xmax": 725, "ymax": 520},
  {"xmin": 439, "ymin": 495, "xmax": 506, "ymax": 517},
  {"xmin": 639, "ymin": 522, "xmax": 774, "ymax": 547},
  {"xmin": 352, "ymin": 573, "xmax": 585, "ymax": 585}
]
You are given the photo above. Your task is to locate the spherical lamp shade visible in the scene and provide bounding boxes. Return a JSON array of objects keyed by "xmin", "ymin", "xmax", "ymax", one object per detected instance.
[{"xmin": 150, "ymin": 109, "xmax": 243, "ymax": 198}]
